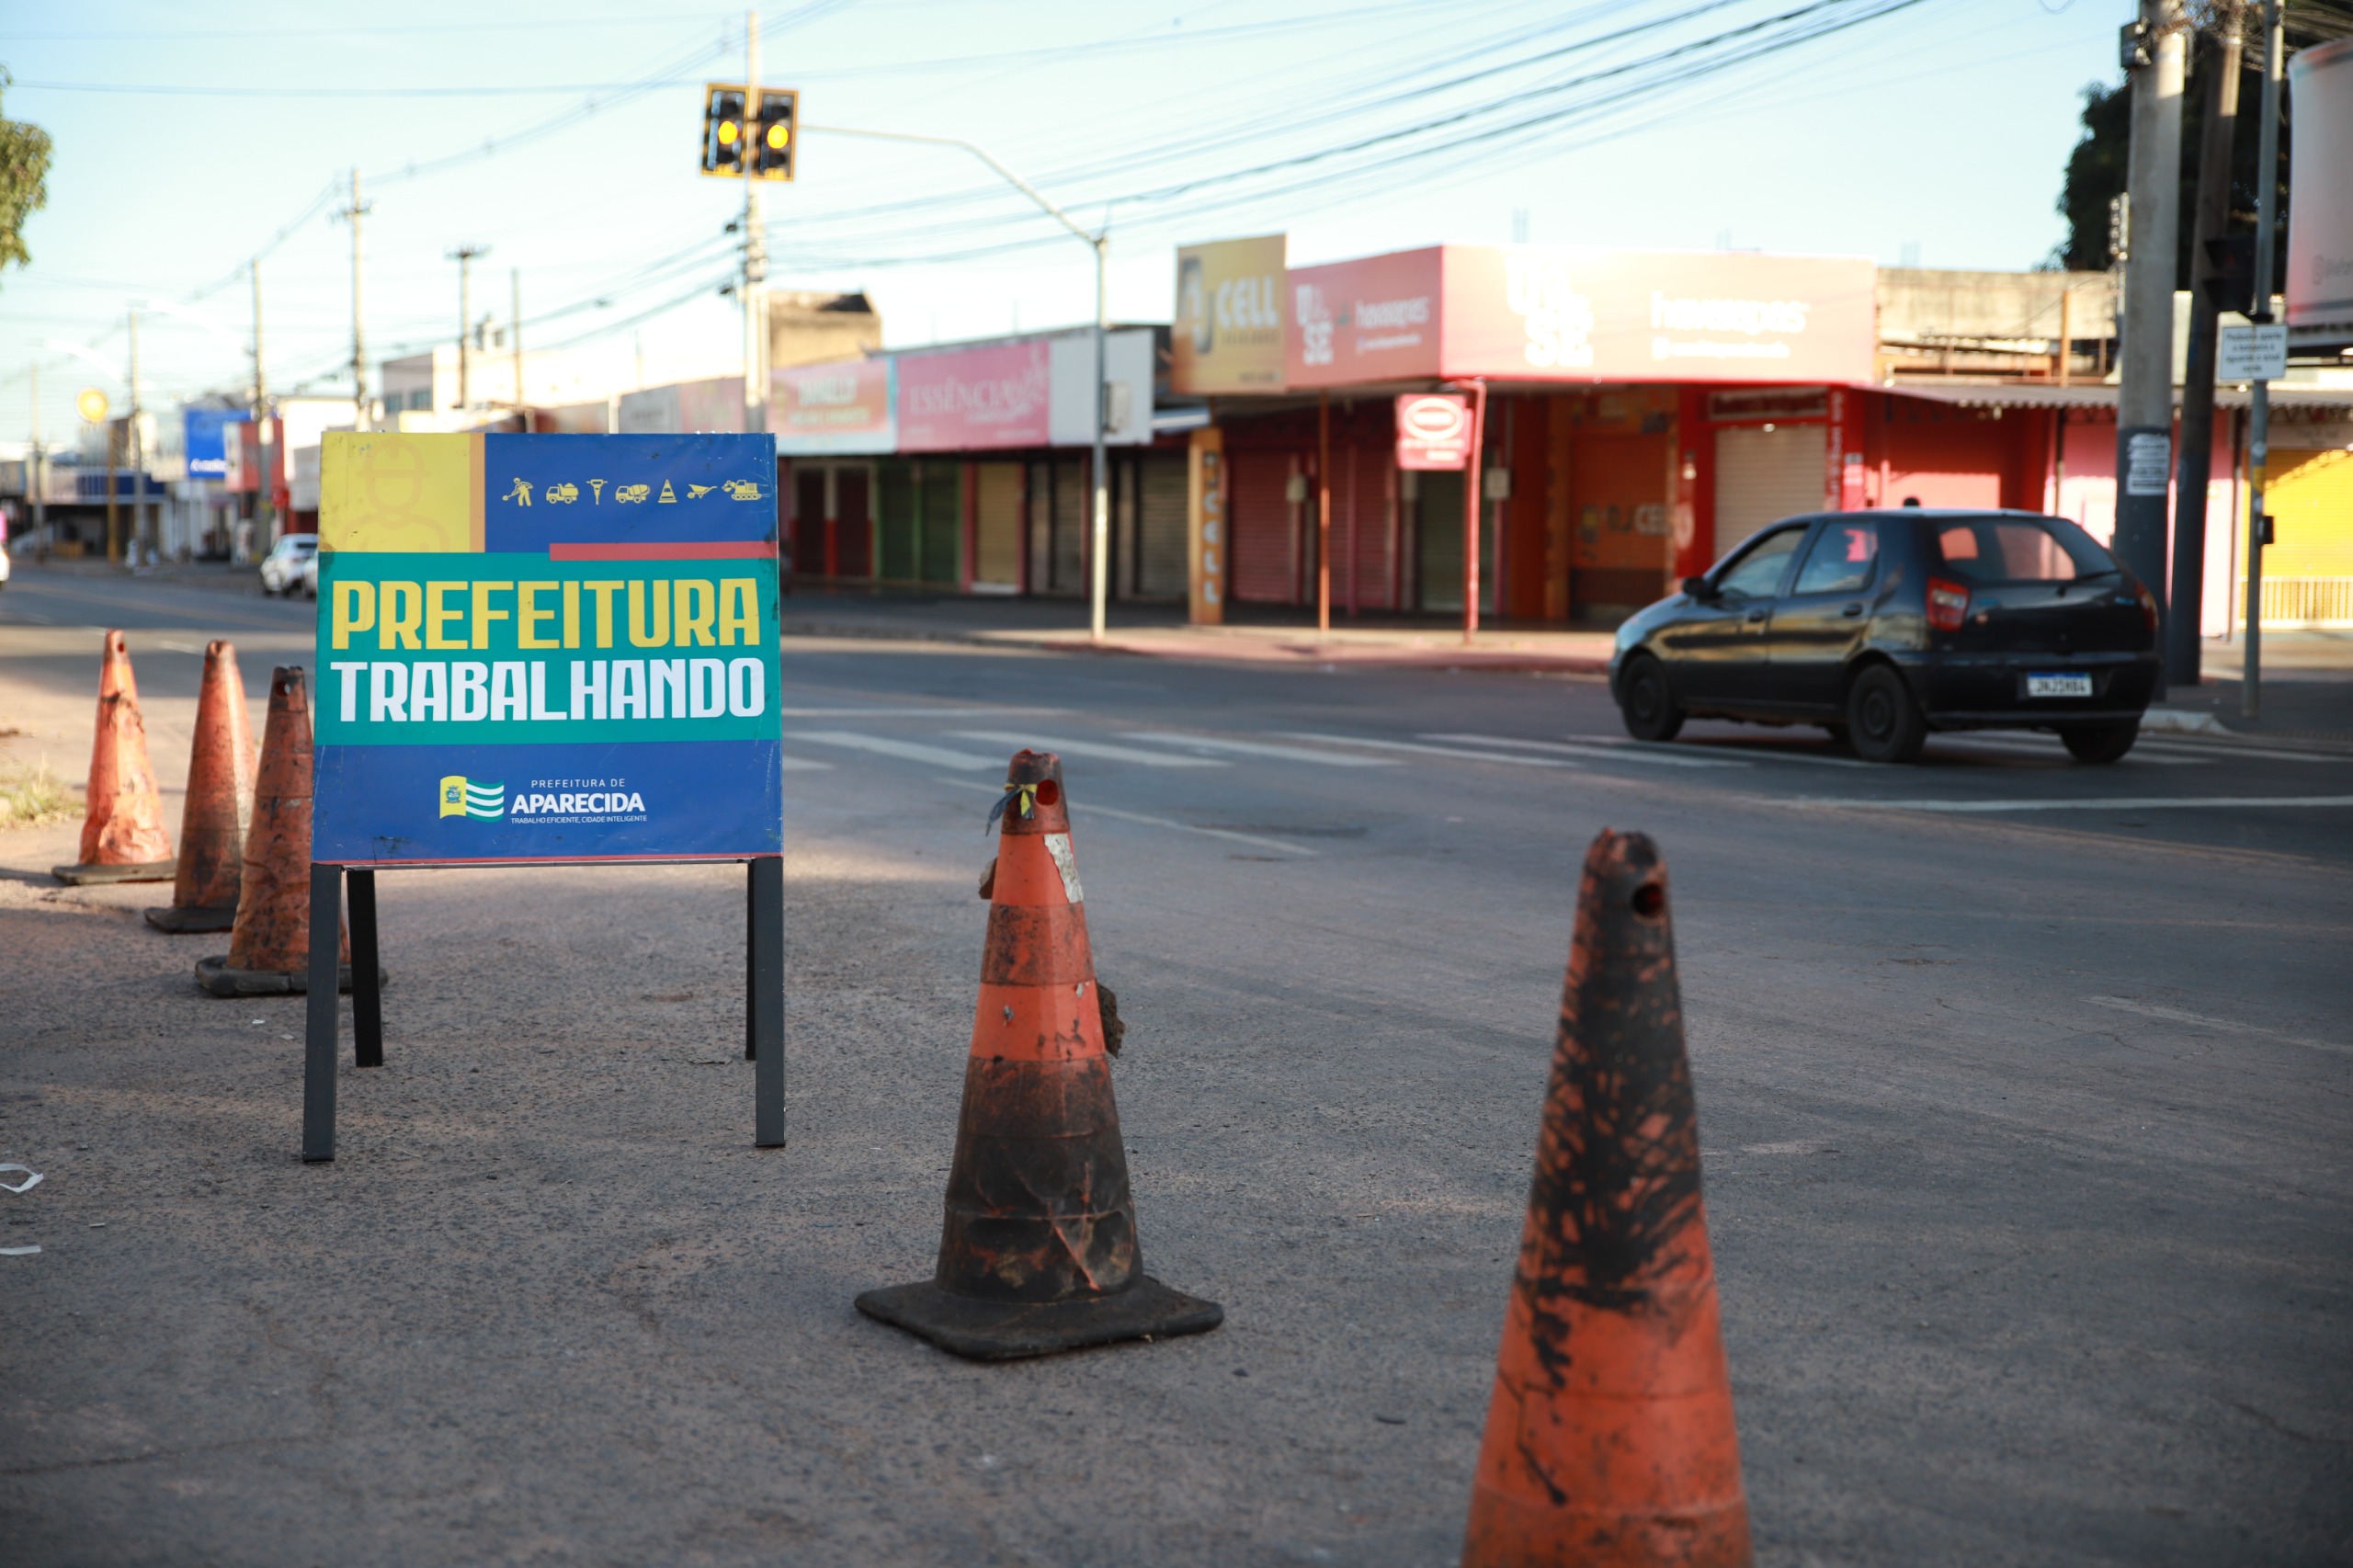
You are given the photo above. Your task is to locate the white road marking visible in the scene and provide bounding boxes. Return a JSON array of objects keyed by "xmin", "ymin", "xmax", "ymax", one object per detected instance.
[
  {"xmin": 1927, "ymin": 734, "xmax": 2209, "ymax": 767},
  {"xmin": 779, "ymin": 706, "xmax": 1066, "ymax": 718},
  {"xmin": 1426, "ymin": 733, "xmax": 1747, "ymax": 769},
  {"xmin": 1634, "ymin": 739, "xmax": 1878, "ymax": 769},
  {"xmin": 2087, "ymin": 994, "xmax": 2347, "ymax": 1057},
  {"xmin": 1120, "ymin": 732, "xmax": 1402, "ymax": 767},
  {"xmin": 938, "ymin": 779, "xmax": 1314, "ymax": 856},
  {"xmin": 777, "ymin": 755, "xmax": 834, "ymax": 772},
  {"xmin": 1786, "ymin": 793, "xmax": 2353, "ymax": 813},
  {"xmin": 949, "ymin": 730, "xmax": 1228, "ymax": 768},
  {"xmin": 790, "ymin": 730, "xmax": 1002, "ymax": 770},
  {"xmin": 1283, "ymin": 733, "xmax": 1580, "ymax": 768},
  {"xmin": 2132, "ymin": 738, "xmax": 2350, "ymax": 764}
]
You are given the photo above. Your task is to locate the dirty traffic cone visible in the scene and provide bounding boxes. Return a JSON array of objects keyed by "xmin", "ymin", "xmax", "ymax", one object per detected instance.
[
  {"xmin": 197, "ymin": 667, "xmax": 353, "ymax": 997},
  {"xmin": 1461, "ymin": 830, "xmax": 1751, "ymax": 1568},
  {"xmin": 51, "ymin": 630, "xmax": 176, "ymax": 885},
  {"xmin": 856, "ymin": 749, "xmax": 1222, "ymax": 1359},
  {"xmin": 145, "ymin": 641, "xmax": 256, "ymax": 933}
]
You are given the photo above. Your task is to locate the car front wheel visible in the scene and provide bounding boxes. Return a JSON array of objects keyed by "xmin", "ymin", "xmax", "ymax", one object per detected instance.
[
  {"xmin": 1847, "ymin": 665, "xmax": 1927, "ymax": 764},
  {"xmin": 2060, "ymin": 721, "xmax": 2138, "ymax": 764},
  {"xmin": 1617, "ymin": 654, "xmax": 1685, "ymax": 743}
]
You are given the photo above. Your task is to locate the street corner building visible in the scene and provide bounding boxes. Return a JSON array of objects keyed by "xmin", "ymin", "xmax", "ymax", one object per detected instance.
[{"xmin": 311, "ymin": 431, "xmax": 785, "ymax": 865}]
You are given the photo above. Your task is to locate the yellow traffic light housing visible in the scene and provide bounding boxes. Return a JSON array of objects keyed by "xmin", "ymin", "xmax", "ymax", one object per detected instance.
[
  {"xmin": 754, "ymin": 88, "xmax": 797, "ymax": 182},
  {"xmin": 700, "ymin": 85, "xmax": 748, "ymax": 177}
]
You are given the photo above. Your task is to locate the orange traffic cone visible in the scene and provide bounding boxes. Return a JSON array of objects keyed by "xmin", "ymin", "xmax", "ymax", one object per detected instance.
[
  {"xmin": 197, "ymin": 667, "xmax": 353, "ymax": 997},
  {"xmin": 51, "ymin": 630, "xmax": 176, "ymax": 885},
  {"xmin": 146, "ymin": 641, "xmax": 256, "ymax": 933},
  {"xmin": 1461, "ymin": 830, "xmax": 1752, "ymax": 1568},
  {"xmin": 857, "ymin": 749, "xmax": 1222, "ymax": 1359}
]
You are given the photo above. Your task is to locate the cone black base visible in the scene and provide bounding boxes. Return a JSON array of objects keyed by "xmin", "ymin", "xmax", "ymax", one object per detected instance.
[
  {"xmin": 145, "ymin": 904, "xmax": 236, "ymax": 934},
  {"xmin": 855, "ymin": 1276, "xmax": 1222, "ymax": 1361},
  {"xmin": 195, "ymin": 957, "xmax": 382, "ymax": 998},
  {"xmin": 53, "ymin": 858, "xmax": 176, "ymax": 887}
]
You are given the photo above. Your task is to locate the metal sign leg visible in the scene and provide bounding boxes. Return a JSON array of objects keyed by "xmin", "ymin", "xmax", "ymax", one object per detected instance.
[
  {"xmin": 349, "ymin": 867, "xmax": 383, "ymax": 1068},
  {"xmin": 745, "ymin": 861, "xmax": 757, "ymax": 1062},
  {"xmin": 302, "ymin": 862, "xmax": 342, "ymax": 1163},
  {"xmin": 750, "ymin": 854, "xmax": 785, "ymax": 1148}
]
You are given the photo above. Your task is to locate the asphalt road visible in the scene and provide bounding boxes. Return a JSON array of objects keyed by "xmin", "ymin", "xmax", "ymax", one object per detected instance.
[{"xmin": 4, "ymin": 568, "xmax": 2349, "ymax": 1565}]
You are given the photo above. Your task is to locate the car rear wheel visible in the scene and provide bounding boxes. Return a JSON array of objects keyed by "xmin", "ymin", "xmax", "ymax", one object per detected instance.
[
  {"xmin": 2060, "ymin": 721, "xmax": 2138, "ymax": 764},
  {"xmin": 1847, "ymin": 665, "xmax": 1927, "ymax": 764},
  {"xmin": 1617, "ymin": 655, "xmax": 1685, "ymax": 742}
]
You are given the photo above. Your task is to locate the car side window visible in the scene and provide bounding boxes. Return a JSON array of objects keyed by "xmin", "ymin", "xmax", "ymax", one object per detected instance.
[
  {"xmin": 1713, "ymin": 527, "xmax": 1805, "ymax": 600},
  {"xmin": 1792, "ymin": 520, "xmax": 1879, "ymax": 596}
]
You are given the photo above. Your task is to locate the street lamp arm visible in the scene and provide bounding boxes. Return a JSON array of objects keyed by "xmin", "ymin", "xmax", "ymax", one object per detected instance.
[{"xmin": 801, "ymin": 122, "xmax": 1102, "ymax": 248}]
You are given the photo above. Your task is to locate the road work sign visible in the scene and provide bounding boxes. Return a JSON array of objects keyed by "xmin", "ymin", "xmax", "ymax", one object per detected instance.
[{"xmin": 312, "ymin": 432, "xmax": 782, "ymax": 864}]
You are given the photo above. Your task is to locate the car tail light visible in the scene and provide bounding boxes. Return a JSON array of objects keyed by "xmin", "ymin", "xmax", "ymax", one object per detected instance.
[
  {"xmin": 1927, "ymin": 577, "xmax": 1970, "ymax": 632},
  {"xmin": 2135, "ymin": 583, "xmax": 2159, "ymax": 631}
]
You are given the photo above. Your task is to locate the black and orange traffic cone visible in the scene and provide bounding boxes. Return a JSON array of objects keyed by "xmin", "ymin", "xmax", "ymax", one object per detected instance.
[
  {"xmin": 1461, "ymin": 830, "xmax": 1751, "ymax": 1568},
  {"xmin": 146, "ymin": 641, "xmax": 256, "ymax": 933},
  {"xmin": 52, "ymin": 630, "xmax": 176, "ymax": 885},
  {"xmin": 197, "ymin": 667, "xmax": 356, "ymax": 997},
  {"xmin": 857, "ymin": 749, "xmax": 1221, "ymax": 1359}
]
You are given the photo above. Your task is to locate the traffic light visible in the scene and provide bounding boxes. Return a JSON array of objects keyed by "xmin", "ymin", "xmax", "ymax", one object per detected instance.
[
  {"xmin": 699, "ymin": 83, "xmax": 797, "ymax": 181},
  {"xmin": 754, "ymin": 88, "xmax": 797, "ymax": 182},
  {"xmin": 700, "ymin": 85, "xmax": 747, "ymax": 177},
  {"xmin": 2200, "ymin": 233, "xmax": 2258, "ymax": 313}
]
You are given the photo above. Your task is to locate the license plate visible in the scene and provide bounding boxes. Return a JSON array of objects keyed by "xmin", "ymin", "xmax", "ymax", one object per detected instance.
[{"xmin": 2026, "ymin": 672, "xmax": 2093, "ymax": 699}]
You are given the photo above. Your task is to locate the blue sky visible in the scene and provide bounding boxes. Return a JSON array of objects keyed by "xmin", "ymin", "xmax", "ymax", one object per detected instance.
[{"xmin": 0, "ymin": 0, "xmax": 2122, "ymax": 439}]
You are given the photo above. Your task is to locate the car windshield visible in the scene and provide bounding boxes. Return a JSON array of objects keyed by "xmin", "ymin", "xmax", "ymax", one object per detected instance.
[{"xmin": 1932, "ymin": 515, "xmax": 2114, "ymax": 584}]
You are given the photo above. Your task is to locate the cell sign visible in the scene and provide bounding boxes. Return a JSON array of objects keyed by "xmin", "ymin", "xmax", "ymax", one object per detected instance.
[{"xmin": 313, "ymin": 432, "xmax": 782, "ymax": 864}]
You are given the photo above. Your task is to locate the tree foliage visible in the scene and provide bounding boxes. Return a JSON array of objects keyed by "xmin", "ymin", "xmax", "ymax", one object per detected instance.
[{"xmin": 0, "ymin": 69, "xmax": 53, "ymax": 277}]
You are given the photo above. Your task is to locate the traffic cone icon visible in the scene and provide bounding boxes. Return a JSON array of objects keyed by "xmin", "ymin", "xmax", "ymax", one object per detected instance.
[
  {"xmin": 51, "ymin": 630, "xmax": 176, "ymax": 885},
  {"xmin": 856, "ymin": 749, "xmax": 1222, "ymax": 1359},
  {"xmin": 1461, "ymin": 830, "xmax": 1752, "ymax": 1568},
  {"xmin": 146, "ymin": 641, "xmax": 256, "ymax": 934},
  {"xmin": 197, "ymin": 667, "xmax": 352, "ymax": 997}
]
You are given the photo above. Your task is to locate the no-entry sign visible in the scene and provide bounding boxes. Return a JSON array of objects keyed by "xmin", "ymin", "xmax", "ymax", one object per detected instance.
[
  {"xmin": 313, "ymin": 432, "xmax": 783, "ymax": 865},
  {"xmin": 1395, "ymin": 393, "xmax": 1472, "ymax": 471}
]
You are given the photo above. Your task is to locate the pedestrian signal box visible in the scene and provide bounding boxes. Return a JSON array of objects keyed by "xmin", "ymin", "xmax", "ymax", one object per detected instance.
[{"xmin": 701, "ymin": 83, "xmax": 798, "ymax": 181}]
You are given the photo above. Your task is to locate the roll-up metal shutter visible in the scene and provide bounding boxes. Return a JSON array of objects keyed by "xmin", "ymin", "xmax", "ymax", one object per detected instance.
[
  {"xmin": 1135, "ymin": 453, "xmax": 1189, "ymax": 598},
  {"xmin": 876, "ymin": 460, "xmax": 917, "ymax": 583},
  {"xmin": 972, "ymin": 462, "xmax": 1023, "ymax": 590},
  {"xmin": 1229, "ymin": 449, "xmax": 1296, "ymax": 605},
  {"xmin": 1713, "ymin": 425, "xmax": 1826, "ymax": 553},
  {"xmin": 920, "ymin": 462, "xmax": 961, "ymax": 585}
]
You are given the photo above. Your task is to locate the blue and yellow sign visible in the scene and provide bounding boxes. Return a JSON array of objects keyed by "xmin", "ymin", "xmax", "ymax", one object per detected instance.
[{"xmin": 314, "ymin": 432, "xmax": 782, "ymax": 864}]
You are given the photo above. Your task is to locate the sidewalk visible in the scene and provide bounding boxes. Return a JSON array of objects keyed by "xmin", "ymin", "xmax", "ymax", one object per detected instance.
[{"xmin": 777, "ymin": 586, "xmax": 1619, "ymax": 674}]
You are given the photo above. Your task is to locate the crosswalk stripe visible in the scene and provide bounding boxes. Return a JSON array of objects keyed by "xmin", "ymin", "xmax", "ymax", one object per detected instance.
[
  {"xmin": 790, "ymin": 730, "xmax": 1002, "ymax": 770},
  {"xmin": 1283, "ymin": 733, "xmax": 1580, "ymax": 768},
  {"xmin": 1426, "ymin": 733, "xmax": 1747, "ymax": 769},
  {"xmin": 1649, "ymin": 740, "xmax": 1876, "ymax": 769},
  {"xmin": 1120, "ymin": 731, "xmax": 1401, "ymax": 767},
  {"xmin": 1927, "ymin": 734, "xmax": 2210, "ymax": 767},
  {"xmin": 949, "ymin": 730, "xmax": 1229, "ymax": 767},
  {"xmin": 2131, "ymin": 738, "xmax": 2345, "ymax": 764},
  {"xmin": 1787, "ymin": 793, "xmax": 2353, "ymax": 813},
  {"xmin": 778, "ymin": 755, "xmax": 835, "ymax": 771}
]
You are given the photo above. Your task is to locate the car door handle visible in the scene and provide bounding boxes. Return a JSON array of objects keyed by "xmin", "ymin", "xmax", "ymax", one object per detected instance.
[
  {"xmin": 1744, "ymin": 609, "xmax": 1768, "ymax": 624},
  {"xmin": 1840, "ymin": 603, "xmax": 1863, "ymax": 618}
]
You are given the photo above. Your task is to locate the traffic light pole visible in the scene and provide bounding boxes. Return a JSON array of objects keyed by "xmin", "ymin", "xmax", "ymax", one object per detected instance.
[
  {"xmin": 2243, "ymin": 0, "xmax": 2284, "ymax": 722},
  {"xmin": 801, "ymin": 120, "xmax": 1111, "ymax": 641},
  {"xmin": 742, "ymin": 9, "xmax": 767, "ymax": 437},
  {"xmin": 253, "ymin": 259, "xmax": 274, "ymax": 553}
]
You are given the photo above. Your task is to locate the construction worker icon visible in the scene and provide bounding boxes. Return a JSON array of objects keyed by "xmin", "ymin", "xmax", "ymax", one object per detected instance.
[
  {"xmin": 503, "ymin": 477, "xmax": 534, "ymax": 506},
  {"xmin": 657, "ymin": 480, "xmax": 677, "ymax": 504}
]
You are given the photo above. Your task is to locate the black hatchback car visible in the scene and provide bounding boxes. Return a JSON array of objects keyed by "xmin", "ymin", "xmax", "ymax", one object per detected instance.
[{"xmin": 1610, "ymin": 507, "xmax": 2160, "ymax": 764}]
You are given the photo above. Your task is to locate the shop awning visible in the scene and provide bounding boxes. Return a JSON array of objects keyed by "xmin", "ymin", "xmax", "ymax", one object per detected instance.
[{"xmin": 1881, "ymin": 380, "xmax": 2353, "ymax": 413}]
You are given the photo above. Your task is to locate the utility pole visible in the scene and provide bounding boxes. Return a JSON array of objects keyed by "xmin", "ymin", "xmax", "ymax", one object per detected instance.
[
  {"xmin": 253, "ymin": 258, "xmax": 274, "ymax": 551},
  {"xmin": 128, "ymin": 308, "xmax": 146, "ymax": 567},
  {"xmin": 450, "ymin": 244, "xmax": 488, "ymax": 417},
  {"xmin": 344, "ymin": 168, "xmax": 371, "ymax": 431},
  {"xmin": 2243, "ymin": 0, "xmax": 2284, "ymax": 721},
  {"xmin": 2171, "ymin": 10, "xmax": 2243, "ymax": 688},
  {"xmin": 742, "ymin": 8, "xmax": 767, "ymax": 436},
  {"xmin": 28, "ymin": 361, "xmax": 43, "ymax": 561},
  {"xmin": 2113, "ymin": 0, "xmax": 2186, "ymax": 698},
  {"xmin": 1089, "ymin": 224, "xmax": 1109, "ymax": 642},
  {"xmin": 510, "ymin": 267, "xmax": 525, "ymax": 421}
]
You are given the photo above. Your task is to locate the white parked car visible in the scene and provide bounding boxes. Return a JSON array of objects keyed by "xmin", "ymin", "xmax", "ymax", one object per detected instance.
[
  {"xmin": 259, "ymin": 534, "xmax": 316, "ymax": 596},
  {"xmin": 298, "ymin": 551, "xmax": 320, "ymax": 600}
]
